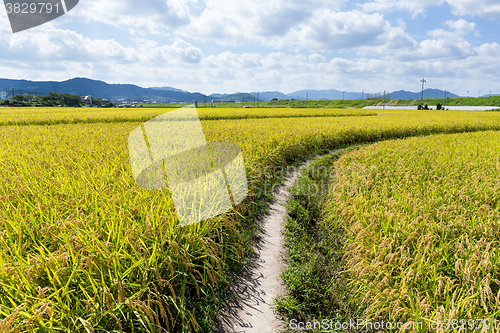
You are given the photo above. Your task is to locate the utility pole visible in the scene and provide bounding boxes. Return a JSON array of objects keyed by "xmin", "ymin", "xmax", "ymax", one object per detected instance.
[
  {"xmin": 420, "ymin": 77, "xmax": 426, "ymax": 107},
  {"xmin": 257, "ymin": 91, "xmax": 259, "ymax": 107},
  {"xmin": 444, "ymin": 90, "xmax": 447, "ymax": 109},
  {"xmin": 362, "ymin": 90, "xmax": 364, "ymax": 100},
  {"xmin": 306, "ymin": 92, "xmax": 308, "ymax": 108},
  {"xmin": 343, "ymin": 91, "xmax": 345, "ymax": 101},
  {"xmin": 383, "ymin": 90, "xmax": 386, "ymax": 109},
  {"xmin": 479, "ymin": 90, "xmax": 481, "ymax": 98},
  {"xmin": 467, "ymin": 91, "xmax": 469, "ymax": 98}
]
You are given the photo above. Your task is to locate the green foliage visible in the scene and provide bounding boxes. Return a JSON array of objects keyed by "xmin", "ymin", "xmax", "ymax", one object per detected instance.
[
  {"xmin": 277, "ymin": 148, "xmax": 364, "ymax": 330},
  {"xmin": 145, "ymin": 95, "xmax": 500, "ymax": 109},
  {"xmin": 40, "ymin": 92, "xmax": 82, "ymax": 107}
]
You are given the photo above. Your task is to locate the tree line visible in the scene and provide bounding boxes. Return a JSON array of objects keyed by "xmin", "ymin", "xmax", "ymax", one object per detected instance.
[{"xmin": 1, "ymin": 92, "xmax": 114, "ymax": 107}]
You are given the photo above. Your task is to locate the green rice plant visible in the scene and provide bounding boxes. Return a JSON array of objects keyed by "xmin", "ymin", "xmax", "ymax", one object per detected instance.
[{"xmin": 325, "ymin": 131, "xmax": 500, "ymax": 330}]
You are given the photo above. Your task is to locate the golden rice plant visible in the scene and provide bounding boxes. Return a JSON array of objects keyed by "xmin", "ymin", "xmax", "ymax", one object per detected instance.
[
  {"xmin": 1, "ymin": 109, "xmax": 500, "ymax": 331},
  {"xmin": 0, "ymin": 107, "xmax": 375, "ymax": 126},
  {"xmin": 326, "ymin": 130, "xmax": 500, "ymax": 331}
]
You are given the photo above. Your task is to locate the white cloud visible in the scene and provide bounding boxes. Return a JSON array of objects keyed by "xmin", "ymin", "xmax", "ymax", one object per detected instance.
[
  {"xmin": 309, "ymin": 54, "xmax": 326, "ymax": 64},
  {"xmin": 410, "ymin": 37, "xmax": 476, "ymax": 60},
  {"xmin": 0, "ymin": 30, "xmax": 139, "ymax": 62},
  {"xmin": 145, "ymin": 39, "xmax": 203, "ymax": 64},
  {"xmin": 183, "ymin": 0, "xmax": 344, "ymax": 44},
  {"xmin": 360, "ymin": 0, "xmax": 500, "ymax": 19},
  {"xmin": 65, "ymin": 0, "xmax": 193, "ymax": 34},
  {"xmin": 360, "ymin": 0, "xmax": 444, "ymax": 17},
  {"xmin": 266, "ymin": 10, "xmax": 416, "ymax": 52},
  {"xmin": 0, "ymin": 30, "xmax": 202, "ymax": 65},
  {"xmin": 446, "ymin": 0, "xmax": 500, "ymax": 19},
  {"xmin": 1, "ymin": 43, "xmax": 499, "ymax": 96},
  {"xmin": 361, "ymin": 20, "xmax": 478, "ymax": 62},
  {"xmin": 444, "ymin": 19, "xmax": 480, "ymax": 36},
  {"xmin": 201, "ymin": 52, "xmax": 262, "ymax": 69}
]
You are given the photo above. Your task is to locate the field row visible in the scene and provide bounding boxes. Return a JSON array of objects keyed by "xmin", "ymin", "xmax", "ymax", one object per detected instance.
[{"xmin": 0, "ymin": 107, "xmax": 375, "ymax": 126}]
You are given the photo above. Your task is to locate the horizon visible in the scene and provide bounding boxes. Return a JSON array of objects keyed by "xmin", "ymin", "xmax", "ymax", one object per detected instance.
[
  {"xmin": 0, "ymin": 0, "xmax": 499, "ymax": 96},
  {"xmin": 0, "ymin": 76, "xmax": 495, "ymax": 98}
]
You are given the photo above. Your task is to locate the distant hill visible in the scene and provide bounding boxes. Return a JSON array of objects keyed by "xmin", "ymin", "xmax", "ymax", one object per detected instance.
[
  {"xmin": 209, "ymin": 92, "xmax": 261, "ymax": 102},
  {"xmin": 0, "ymin": 77, "xmax": 473, "ymax": 102},
  {"xmin": 0, "ymin": 78, "xmax": 206, "ymax": 102},
  {"xmin": 148, "ymin": 86, "xmax": 188, "ymax": 93},
  {"xmin": 287, "ymin": 89, "xmax": 361, "ymax": 100},
  {"xmin": 248, "ymin": 91, "xmax": 295, "ymax": 101},
  {"xmin": 390, "ymin": 89, "xmax": 459, "ymax": 99}
]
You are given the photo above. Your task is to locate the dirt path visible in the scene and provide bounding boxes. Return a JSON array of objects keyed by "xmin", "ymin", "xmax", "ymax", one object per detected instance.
[{"xmin": 215, "ymin": 159, "xmax": 316, "ymax": 333}]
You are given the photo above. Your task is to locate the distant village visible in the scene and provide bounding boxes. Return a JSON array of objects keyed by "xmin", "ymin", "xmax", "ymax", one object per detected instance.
[{"xmin": 0, "ymin": 90, "xmax": 185, "ymax": 107}]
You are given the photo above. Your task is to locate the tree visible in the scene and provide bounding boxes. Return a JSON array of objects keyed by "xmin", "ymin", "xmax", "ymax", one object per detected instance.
[
  {"xmin": 92, "ymin": 97, "xmax": 104, "ymax": 106},
  {"xmin": 40, "ymin": 92, "xmax": 82, "ymax": 107},
  {"xmin": 61, "ymin": 94, "xmax": 81, "ymax": 107}
]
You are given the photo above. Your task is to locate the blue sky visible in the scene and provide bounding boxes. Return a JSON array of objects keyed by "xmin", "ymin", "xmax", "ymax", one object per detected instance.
[{"xmin": 0, "ymin": 0, "xmax": 499, "ymax": 96}]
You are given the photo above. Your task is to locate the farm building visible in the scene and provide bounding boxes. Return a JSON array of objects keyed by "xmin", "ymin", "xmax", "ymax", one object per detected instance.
[{"xmin": 0, "ymin": 91, "xmax": 7, "ymax": 100}]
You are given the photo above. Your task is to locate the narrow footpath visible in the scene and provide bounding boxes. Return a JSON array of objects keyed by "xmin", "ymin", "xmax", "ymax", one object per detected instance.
[{"xmin": 215, "ymin": 159, "xmax": 316, "ymax": 333}]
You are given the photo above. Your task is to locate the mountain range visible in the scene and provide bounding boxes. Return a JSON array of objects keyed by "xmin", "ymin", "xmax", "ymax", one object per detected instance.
[
  {"xmin": 0, "ymin": 77, "xmax": 469, "ymax": 102},
  {"xmin": 0, "ymin": 78, "xmax": 205, "ymax": 102}
]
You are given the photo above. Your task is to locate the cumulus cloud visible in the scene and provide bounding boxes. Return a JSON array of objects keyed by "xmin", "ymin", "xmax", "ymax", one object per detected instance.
[
  {"xmin": 360, "ymin": 0, "xmax": 500, "ymax": 19},
  {"xmin": 444, "ymin": 19, "xmax": 480, "ymax": 36},
  {"xmin": 183, "ymin": 0, "xmax": 344, "ymax": 44},
  {"xmin": 309, "ymin": 54, "xmax": 326, "ymax": 64},
  {"xmin": 0, "ymin": 30, "xmax": 203, "ymax": 65},
  {"xmin": 446, "ymin": 0, "xmax": 500, "ymax": 19},
  {"xmin": 360, "ymin": 19, "xmax": 478, "ymax": 62},
  {"xmin": 65, "ymin": 0, "xmax": 193, "ymax": 34},
  {"xmin": 201, "ymin": 52, "xmax": 262, "ymax": 69},
  {"xmin": 144, "ymin": 39, "xmax": 203, "ymax": 64},
  {"xmin": 360, "ymin": 0, "xmax": 444, "ymax": 17},
  {"xmin": 1, "ymin": 44, "xmax": 499, "ymax": 97},
  {"xmin": 0, "ymin": 30, "xmax": 139, "ymax": 62},
  {"xmin": 266, "ymin": 10, "xmax": 416, "ymax": 52}
]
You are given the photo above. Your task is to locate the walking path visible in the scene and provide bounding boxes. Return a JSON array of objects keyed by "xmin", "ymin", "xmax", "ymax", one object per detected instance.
[{"xmin": 214, "ymin": 161, "xmax": 310, "ymax": 333}]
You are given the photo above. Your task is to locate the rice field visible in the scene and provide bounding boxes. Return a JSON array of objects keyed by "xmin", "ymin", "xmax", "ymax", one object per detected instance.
[
  {"xmin": 1, "ymin": 107, "xmax": 500, "ymax": 331},
  {"xmin": 324, "ymin": 131, "xmax": 500, "ymax": 331},
  {"xmin": 0, "ymin": 107, "xmax": 375, "ymax": 126}
]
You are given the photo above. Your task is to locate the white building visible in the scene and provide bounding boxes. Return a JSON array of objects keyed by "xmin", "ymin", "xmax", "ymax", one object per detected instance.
[
  {"xmin": 0, "ymin": 91, "xmax": 7, "ymax": 100},
  {"xmin": 80, "ymin": 95, "xmax": 92, "ymax": 104}
]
